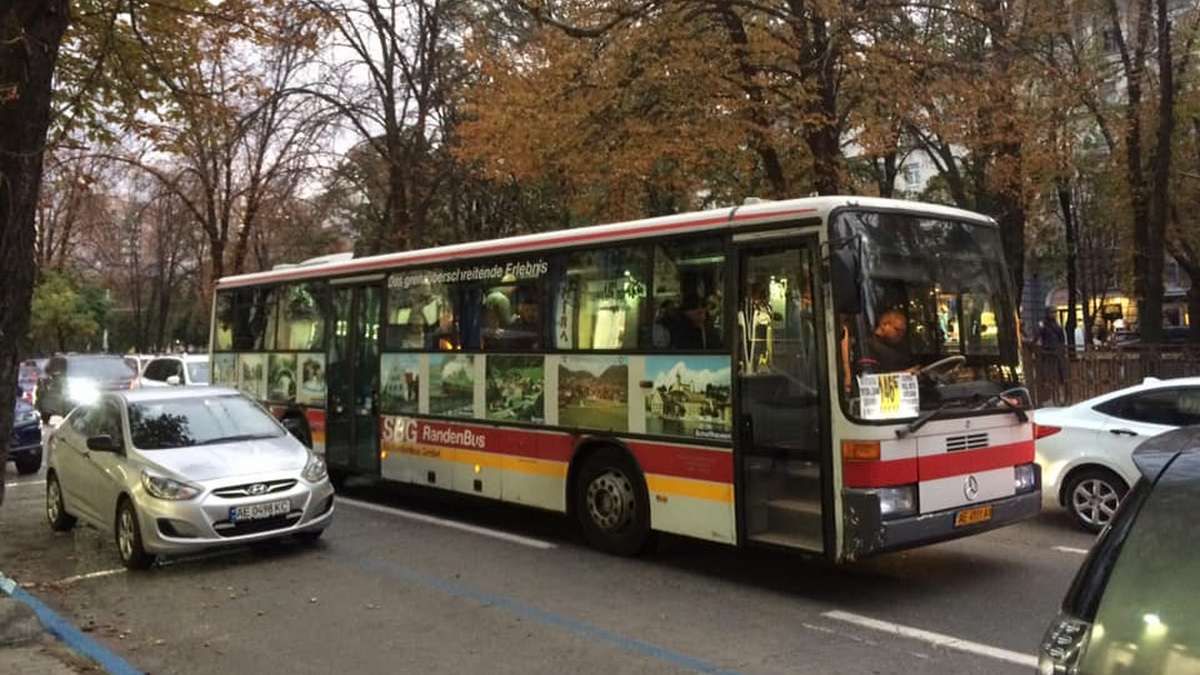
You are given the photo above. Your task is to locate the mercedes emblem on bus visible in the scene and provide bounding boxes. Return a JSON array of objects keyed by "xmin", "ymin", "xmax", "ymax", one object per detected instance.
[{"xmin": 963, "ymin": 475, "xmax": 980, "ymax": 501}]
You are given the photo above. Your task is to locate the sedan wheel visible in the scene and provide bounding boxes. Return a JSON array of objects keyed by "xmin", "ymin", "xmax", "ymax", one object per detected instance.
[
  {"xmin": 46, "ymin": 474, "xmax": 76, "ymax": 532},
  {"xmin": 1067, "ymin": 469, "xmax": 1128, "ymax": 533},
  {"xmin": 115, "ymin": 500, "xmax": 156, "ymax": 570}
]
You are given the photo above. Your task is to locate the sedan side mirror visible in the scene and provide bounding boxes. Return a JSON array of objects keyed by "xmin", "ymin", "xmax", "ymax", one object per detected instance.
[
  {"xmin": 166, "ymin": 375, "xmax": 182, "ymax": 386},
  {"xmin": 86, "ymin": 435, "xmax": 119, "ymax": 452}
]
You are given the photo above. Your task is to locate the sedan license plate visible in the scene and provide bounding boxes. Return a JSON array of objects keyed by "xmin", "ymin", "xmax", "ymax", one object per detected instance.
[
  {"xmin": 954, "ymin": 505, "xmax": 993, "ymax": 528},
  {"xmin": 229, "ymin": 499, "xmax": 292, "ymax": 523}
]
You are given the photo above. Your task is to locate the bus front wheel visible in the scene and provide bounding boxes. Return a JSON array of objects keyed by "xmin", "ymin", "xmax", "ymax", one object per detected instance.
[{"xmin": 575, "ymin": 447, "xmax": 653, "ymax": 556}]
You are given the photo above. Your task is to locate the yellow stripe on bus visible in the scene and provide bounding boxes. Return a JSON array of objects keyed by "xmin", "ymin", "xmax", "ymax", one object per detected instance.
[
  {"xmin": 386, "ymin": 444, "xmax": 568, "ymax": 479},
  {"xmin": 646, "ymin": 475, "xmax": 733, "ymax": 503}
]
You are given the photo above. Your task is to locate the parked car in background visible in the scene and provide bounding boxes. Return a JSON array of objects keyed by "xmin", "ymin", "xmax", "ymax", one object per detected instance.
[
  {"xmin": 139, "ymin": 354, "xmax": 210, "ymax": 387},
  {"xmin": 35, "ymin": 354, "xmax": 139, "ymax": 423},
  {"xmin": 1034, "ymin": 376, "xmax": 1200, "ymax": 532},
  {"xmin": 44, "ymin": 387, "xmax": 334, "ymax": 569},
  {"xmin": 18, "ymin": 360, "xmax": 41, "ymax": 404},
  {"xmin": 1039, "ymin": 428, "xmax": 1200, "ymax": 674},
  {"xmin": 10, "ymin": 389, "xmax": 42, "ymax": 474},
  {"xmin": 123, "ymin": 354, "xmax": 156, "ymax": 377}
]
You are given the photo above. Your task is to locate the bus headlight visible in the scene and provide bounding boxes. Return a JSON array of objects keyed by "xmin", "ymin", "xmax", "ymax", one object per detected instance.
[
  {"xmin": 1015, "ymin": 463, "xmax": 1038, "ymax": 494},
  {"xmin": 876, "ymin": 485, "xmax": 917, "ymax": 519}
]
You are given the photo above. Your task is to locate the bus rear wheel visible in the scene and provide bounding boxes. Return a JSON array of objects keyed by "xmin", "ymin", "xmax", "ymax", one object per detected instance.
[{"xmin": 575, "ymin": 447, "xmax": 652, "ymax": 556}]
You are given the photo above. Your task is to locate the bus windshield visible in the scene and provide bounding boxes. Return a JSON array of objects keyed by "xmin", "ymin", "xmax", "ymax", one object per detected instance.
[{"xmin": 833, "ymin": 210, "xmax": 1023, "ymax": 420}]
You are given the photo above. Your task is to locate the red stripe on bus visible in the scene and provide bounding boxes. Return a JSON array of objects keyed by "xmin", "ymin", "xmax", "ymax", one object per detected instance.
[
  {"xmin": 842, "ymin": 458, "xmax": 918, "ymax": 488},
  {"xmin": 627, "ymin": 441, "xmax": 734, "ymax": 484},
  {"xmin": 842, "ymin": 440, "xmax": 1035, "ymax": 488},
  {"xmin": 218, "ymin": 207, "xmax": 818, "ymax": 289},
  {"xmin": 381, "ymin": 418, "xmax": 574, "ymax": 463},
  {"xmin": 917, "ymin": 440, "xmax": 1034, "ymax": 481}
]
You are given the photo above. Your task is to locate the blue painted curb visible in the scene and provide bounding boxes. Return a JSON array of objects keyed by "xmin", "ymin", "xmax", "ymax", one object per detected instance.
[{"xmin": 0, "ymin": 572, "xmax": 142, "ymax": 675}]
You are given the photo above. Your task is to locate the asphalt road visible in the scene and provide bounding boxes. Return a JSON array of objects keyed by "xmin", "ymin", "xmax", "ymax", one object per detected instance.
[{"xmin": 1, "ymin": 464, "xmax": 1094, "ymax": 674}]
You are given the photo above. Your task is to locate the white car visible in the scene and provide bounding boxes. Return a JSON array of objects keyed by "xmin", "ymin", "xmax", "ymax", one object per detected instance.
[
  {"xmin": 1035, "ymin": 376, "xmax": 1200, "ymax": 532},
  {"xmin": 140, "ymin": 354, "xmax": 210, "ymax": 387}
]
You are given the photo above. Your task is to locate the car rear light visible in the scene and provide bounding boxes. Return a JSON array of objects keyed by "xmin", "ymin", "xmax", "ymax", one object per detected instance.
[{"xmin": 1034, "ymin": 423, "xmax": 1061, "ymax": 439}]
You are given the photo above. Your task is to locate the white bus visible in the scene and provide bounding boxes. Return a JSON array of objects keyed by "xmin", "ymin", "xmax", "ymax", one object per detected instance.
[{"xmin": 209, "ymin": 196, "xmax": 1039, "ymax": 561}]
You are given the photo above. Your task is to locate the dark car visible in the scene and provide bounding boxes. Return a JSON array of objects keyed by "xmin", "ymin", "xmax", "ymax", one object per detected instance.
[
  {"xmin": 35, "ymin": 355, "xmax": 138, "ymax": 423},
  {"xmin": 9, "ymin": 391, "xmax": 42, "ymax": 474},
  {"xmin": 1039, "ymin": 427, "xmax": 1200, "ymax": 674}
]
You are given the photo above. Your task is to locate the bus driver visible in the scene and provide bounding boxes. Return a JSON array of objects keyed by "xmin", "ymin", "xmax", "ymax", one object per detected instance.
[{"xmin": 862, "ymin": 309, "xmax": 914, "ymax": 373}]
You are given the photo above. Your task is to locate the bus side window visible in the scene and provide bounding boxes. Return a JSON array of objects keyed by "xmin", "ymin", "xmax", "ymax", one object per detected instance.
[
  {"xmin": 648, "ymin": 237, "xmax": 725, "ymax": 351},
  {"xmin": 215, "ymin": 292, "xmax": 236, "ymax": 351},
  {"xmin": 555, "ymin": 246, "xmax": 648, "ymax": 350},
  {"xmin": 481, "ymin": 271, "xmax": 545, "ymax": 352}
]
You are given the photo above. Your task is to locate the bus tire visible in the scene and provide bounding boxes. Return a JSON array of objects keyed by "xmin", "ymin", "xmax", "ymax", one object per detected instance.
[{"xmin": 574, "ymin": 447, "xmax": 652, "ymax": 556}]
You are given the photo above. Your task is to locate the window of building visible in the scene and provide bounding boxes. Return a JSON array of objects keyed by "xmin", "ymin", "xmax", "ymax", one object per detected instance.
[
  {"xmin": 555, "ymin": 247, "xmax": 649, "ymax": 350},
  {"xmin": 386, "ymin": 270, "xmax": 480, "ymax": 351},
  {"xmin": 480, "ymin": 259, "xmax": 550, "ymax": 351},
  {"xmin": 902, "ymin": 163, "xmax": 921, "ymax": 185},
  {"xmin": 276, "ymin": 283, "xmax": 329, "ymax": 351},
  {"xmin": 649, "ymin": 237, "xmax": 726, "ymax": 350}
]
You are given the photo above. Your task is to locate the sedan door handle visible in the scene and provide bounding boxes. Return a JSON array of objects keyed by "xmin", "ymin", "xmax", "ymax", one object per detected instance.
[{"xmin": 1109, "ymin": 428, "xmax": 1139, "ymax": 437}]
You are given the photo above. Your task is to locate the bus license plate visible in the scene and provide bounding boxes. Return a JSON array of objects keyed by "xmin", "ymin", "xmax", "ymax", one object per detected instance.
[
  {"xmin": 230, "ymin": 499, "xmax": 292, "ymax": 523},
  {"xmin": 954, "ymin": 505, "xmax": 992, "ymax": 527}
]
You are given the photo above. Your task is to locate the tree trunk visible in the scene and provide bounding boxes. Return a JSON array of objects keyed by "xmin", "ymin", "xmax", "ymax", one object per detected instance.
[
  {"xmin": 0, "ymin": 0, "xmax": 70, "ymax": 507},
  {"xmin": 1140, "ymin": 0, "xmax": 1173, "ymax": 345},
  {"xmin": 1060, "ymin": 182, "xmax": 1080, "ymax": 348}
]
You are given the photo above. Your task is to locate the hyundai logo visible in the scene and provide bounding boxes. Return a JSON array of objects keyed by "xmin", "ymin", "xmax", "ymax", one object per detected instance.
[
  {"xmin": 247, "ymin": 483, "xmax": 269, "ymax": 496},
  {"xmin": 963, "ymin": 475, "xmax": 980, "ymax": 501}
]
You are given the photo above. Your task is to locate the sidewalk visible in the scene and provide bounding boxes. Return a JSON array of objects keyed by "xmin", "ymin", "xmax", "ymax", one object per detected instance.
[{"xmin": 0, "ymin": 595, "xmax": 86, "ymax": 674}]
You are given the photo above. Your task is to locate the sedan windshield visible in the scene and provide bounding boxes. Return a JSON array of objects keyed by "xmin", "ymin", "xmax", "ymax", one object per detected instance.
[
  {"xmin": 128, "ymin": 395, "xmax": 283, "ymax": 450},
  {"xmin": 832, "ymin": 210, "xmax": 1023, "ymax": 419}
]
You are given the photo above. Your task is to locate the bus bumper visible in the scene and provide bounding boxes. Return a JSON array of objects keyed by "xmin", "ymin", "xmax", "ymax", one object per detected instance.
[{"xmin": 842, "ymin": 471, "xmax": 1041, "ymax": 560}]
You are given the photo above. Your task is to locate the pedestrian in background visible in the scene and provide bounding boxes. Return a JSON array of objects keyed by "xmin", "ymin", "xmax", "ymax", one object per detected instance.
[{"xmin": 1038, "ymin": 310, "xmax": 1068, "ymax": 404}]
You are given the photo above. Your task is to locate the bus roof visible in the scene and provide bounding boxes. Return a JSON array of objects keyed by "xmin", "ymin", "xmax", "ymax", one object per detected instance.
[{"xmin": 216, "ymin": 195, "xmax": 993, "ymax": 290}]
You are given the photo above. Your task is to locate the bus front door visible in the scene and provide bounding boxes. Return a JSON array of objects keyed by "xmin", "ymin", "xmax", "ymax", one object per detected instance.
[
  {"xmin": 326, "ymin": 283, "xmax": 383, "ymax": 478},
  {"xmin": 735, "ymin": 241, "xmax": 828, "ymax": 552}
]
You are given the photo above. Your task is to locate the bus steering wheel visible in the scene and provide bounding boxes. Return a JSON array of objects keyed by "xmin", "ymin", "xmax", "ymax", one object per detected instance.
[{"xmin": 916, "ymin": 355, "xmax": 967, "ymax": 384}]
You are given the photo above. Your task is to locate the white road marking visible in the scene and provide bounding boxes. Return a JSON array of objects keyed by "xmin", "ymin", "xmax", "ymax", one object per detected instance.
[
  {"xmin": 1053, "ymin": 546, "xmax": 1089, "ymax": 555},
  {"xmin": 338, "ymin": 497, "xmax": 557, "ymax": 550},
  {"xmin": 4, "ymin": 480, "xmax": 45, "ymax": 488},
  {"xmin": 55, "ymin": 568, "xmax": 126, "ymax": 585},
  {"xmin": 822, "ymin": 610, "xmax": 1038, "ymax": 669}
]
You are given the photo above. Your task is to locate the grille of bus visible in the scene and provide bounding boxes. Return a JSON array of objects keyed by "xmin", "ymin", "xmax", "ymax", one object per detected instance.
[
  {"xmin": 945, "ymin": 432, "xmax": 989, "ymax": 452},
  {"xmin": 211, "ymin": 479, "xmax": 297, "ymax": 498}
]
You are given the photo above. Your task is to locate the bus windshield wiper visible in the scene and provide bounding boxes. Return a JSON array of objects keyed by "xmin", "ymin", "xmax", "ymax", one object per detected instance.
[
  {"xmin": 895, "ymin": 401, "xmax": 954, "ymax": 439},
  {"xmin": 978, "ymin": 387, "xmax": 1030, "ymax": 424}
]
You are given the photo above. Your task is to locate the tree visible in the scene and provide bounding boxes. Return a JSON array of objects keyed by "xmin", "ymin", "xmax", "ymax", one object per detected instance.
[
  {"xmin": 304, "ymin": 0, "xmax": 472, "ymax": 252},
  {"xmin": 1060, "ymin": 0, "xmax": 1200, "ymax": 343},
  {"xmin": 28, "ymin": 271, "xmax": 104, "ymax": 352},
  {"xmin": 0, "ymin": 1, "xmax": 71, "ymax": 507}
]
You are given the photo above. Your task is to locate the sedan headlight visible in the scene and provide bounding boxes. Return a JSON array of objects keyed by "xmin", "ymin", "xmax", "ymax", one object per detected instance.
[
  {"xmin": 67, "ymin": 378, "xmax": 101, "ymax": 405},
  {"xmin": 141, "ymin": 470, "xmax": 201, "ymax": 500},
  {"xmin": 301, "ymin": 452, "xmax": 327, "ymax": 483}
]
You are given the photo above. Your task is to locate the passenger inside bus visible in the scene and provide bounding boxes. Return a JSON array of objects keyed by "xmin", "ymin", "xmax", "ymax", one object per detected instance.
[
  {"xmin": 664, "ymin": 295, "xmax": 723, "ymax": 349},
  {"xmin": 506, "ymin": 292, "xmax": 542, "ymax": 349}
]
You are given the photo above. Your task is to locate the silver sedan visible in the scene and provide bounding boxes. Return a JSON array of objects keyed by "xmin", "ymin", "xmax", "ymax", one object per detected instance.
[{"xmin": 45, "ymin": 387, "xmax": 334, "ymax": 569}]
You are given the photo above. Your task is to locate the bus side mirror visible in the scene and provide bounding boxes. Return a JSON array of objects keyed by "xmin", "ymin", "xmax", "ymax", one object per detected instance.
[{"xmin": 829, "ymin": 241, "xmax": 861, "ymax": 314}]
